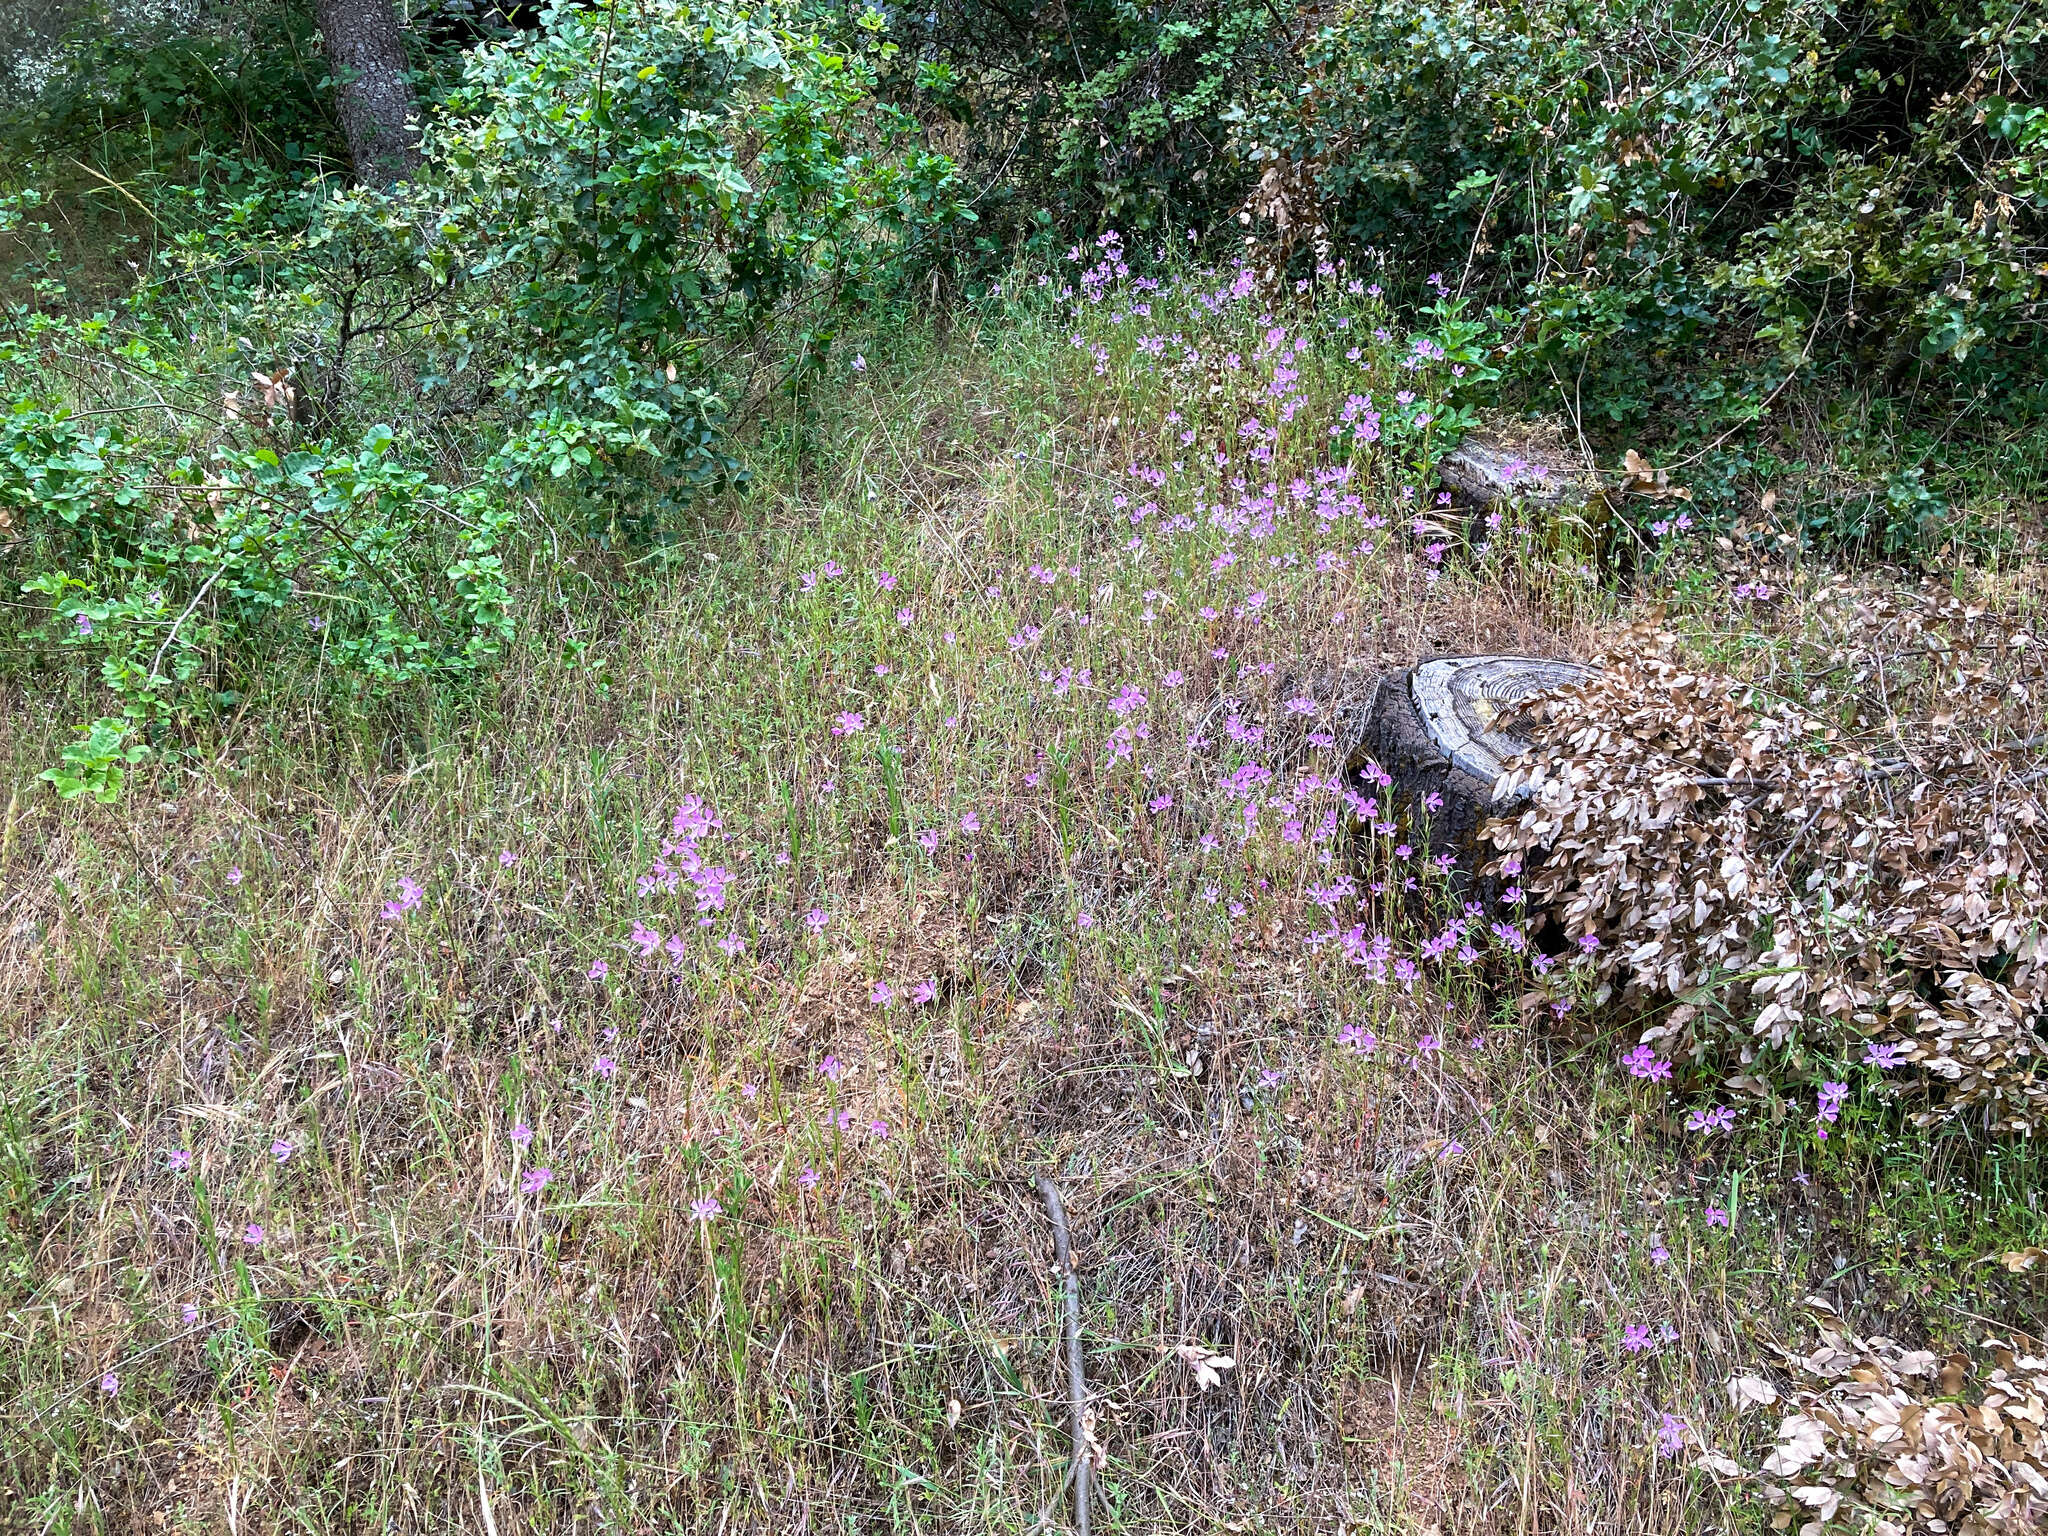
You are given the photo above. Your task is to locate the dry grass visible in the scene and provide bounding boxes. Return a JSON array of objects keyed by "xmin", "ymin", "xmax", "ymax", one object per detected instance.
[{"xmin": 1, "ymin": 259, "xmax": 2043, "ymax": 1535}]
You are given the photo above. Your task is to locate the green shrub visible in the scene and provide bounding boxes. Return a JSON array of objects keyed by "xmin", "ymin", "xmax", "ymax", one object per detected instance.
[
  {"xmin": 894, "ymin": 0, "xmax": 1283, "ymax": 255},
  {"xmin": 0, "ymin": 0, "xmax": 967, "ymax": 791},
  {"xmin": 1228, "ymin": 0, "xmax": 2046, "ymax": 438},
  {"xmin": 1, "ymin": 382, "xmax": 514, "ymax": 767},
  {"xmin": 1, "ymin": 0, "xmax": 343, "ymax": 178},
  {"xmin": 426, "ymin": 0, "xmax": 971, "ymax": 512}
]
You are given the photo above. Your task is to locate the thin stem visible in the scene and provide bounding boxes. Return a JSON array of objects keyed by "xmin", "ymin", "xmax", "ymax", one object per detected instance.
[{"xmin": 1038, "ymin": 1177, "xmax": 1089, "ymax": 1536}]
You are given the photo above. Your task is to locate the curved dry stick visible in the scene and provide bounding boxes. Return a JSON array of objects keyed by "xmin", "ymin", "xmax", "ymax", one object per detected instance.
[{"xmin": 1039, "ymin": 1177, "xmax": 1089, "ymax": 1536}]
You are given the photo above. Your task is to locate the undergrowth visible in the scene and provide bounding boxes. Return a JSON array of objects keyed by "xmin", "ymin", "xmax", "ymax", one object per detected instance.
[{"xmin": 1, "ymin": 247, "xmax": 2043, "ymax": 1533}]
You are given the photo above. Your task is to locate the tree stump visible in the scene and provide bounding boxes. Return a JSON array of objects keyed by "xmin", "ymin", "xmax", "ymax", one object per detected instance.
[
  {"xmin": 1434, "ymin": 429, "xmax": 1607, "ymax": 563},
  {"xmin": 1350, "ymin": 654, "xmax": 1596, "ymax": 872},
  {"xmin": 1436, "ymin": 441, "xmax": 1596, "ymax": 511}
]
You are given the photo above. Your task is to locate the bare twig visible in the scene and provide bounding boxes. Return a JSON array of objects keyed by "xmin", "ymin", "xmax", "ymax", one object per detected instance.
[
  {"xmin": 1455, "ymin": 173, "xmax": 1506, "ymax": 302},
  {"xmin": 146, "ymin": 561, "xmax": 228, "ymax": 690},
  {"xmin": 1767, "ymin": 806, "xmax": 1821, "ymax": 877},
  {"xmin": 1039, "ymin": 1177, "xmax": 1089, "ymax": 1536},
  {"xmin": 67, "ymin": 157, "xmax": 159, "ymax": 224}
]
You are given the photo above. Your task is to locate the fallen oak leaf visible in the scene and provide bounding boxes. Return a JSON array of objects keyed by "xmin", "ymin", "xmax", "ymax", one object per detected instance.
[
  {"xmin": 1173, "ymin": 1342, "xmax": 1237, "ymax": 1392},
  {"xmin": 1694, "ymin": 1448, "xmax": 1746, "ymax": 1479},
  {"xmin": 1988, "ymin": 1246, "xmax": 2045, "ymax": 1273},
  {"xmin": 1760, "ymin": 1414, "xmax": 1830, "ymax": 1477},
  {"xmin": 1789, "ymin": 1484, "xmax": 1842, "ymax": 1521},
  {"xmin": 1729, "ymin": 1372, "xmax": 1781, "ymax": 1410}
]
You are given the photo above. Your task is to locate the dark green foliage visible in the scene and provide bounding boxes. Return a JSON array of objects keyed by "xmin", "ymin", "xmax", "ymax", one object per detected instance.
[
  {"xmin": 2, "ymin": 0, "xmax": 344, "ymax": 175},
  {"xmin": 1, "ymin": 366, "xmax": 515, "ymax": 797},
  {"xmin": 430, "ymin": 0, "xmax": 970, "ymax": 511},
  {"xmin": 1229, "ymin": 0, "xmax": 2047, "ymax": 437},
  {"xmin": 880, "ymin": 0, "xmax": 1287, "ymax": 254}
]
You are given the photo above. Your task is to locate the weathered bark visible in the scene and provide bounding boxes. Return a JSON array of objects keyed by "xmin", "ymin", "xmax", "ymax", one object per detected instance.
[
  {"xmin": 313, "ymin": 0, "xmax": 421, "ymax": 183},
  {"xmin": 1437, "ymin": 439, "xmax": 1598, "ymax": 511}
]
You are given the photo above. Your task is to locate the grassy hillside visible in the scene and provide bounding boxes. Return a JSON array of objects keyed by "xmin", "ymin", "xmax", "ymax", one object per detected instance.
[{"xmin": 4, "ymin": 252, "xmax": 2044, "ymax": 1533}]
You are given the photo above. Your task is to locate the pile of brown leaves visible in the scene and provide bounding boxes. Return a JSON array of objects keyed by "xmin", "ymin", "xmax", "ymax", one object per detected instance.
[
  {"xmin": 1708, "ymin": 1323, "xmax": 2048, "ymax": 1534},
  {"xmin": 1483, "ymin": 591, "xmax": 2048, "ymax": 1130}
]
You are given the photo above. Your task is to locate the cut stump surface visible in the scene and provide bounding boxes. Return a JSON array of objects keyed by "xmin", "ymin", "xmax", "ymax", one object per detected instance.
[{"xmin": 1351, "ymin": 654, "xmax": 1596, "ymax": 867}]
